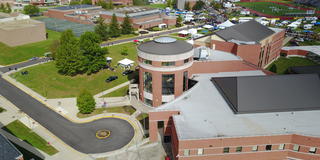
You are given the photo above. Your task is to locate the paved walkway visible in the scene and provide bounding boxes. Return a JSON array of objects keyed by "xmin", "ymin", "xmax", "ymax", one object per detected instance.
[{"xmin": 94, "ymin": 81, "xmax": 130, "ymax": 98}]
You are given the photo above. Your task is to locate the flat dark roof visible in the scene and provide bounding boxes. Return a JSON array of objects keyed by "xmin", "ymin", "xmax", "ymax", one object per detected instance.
[
  {"xmin": 0, "ymin": 133, "xmax": 22, "ymax": 160},
  {"xmin": 289, "ymin": 65, "xmax": 320, "ymax": 75},
  {"xmin": 215, "ymin": 20, "xmax": 275, "ymax": 42},
  {"xmin": 53, "ymin": 5, "xmax": 97, "ymax": 11},
  {"xmin": 212, "ymin": 74, "xmax": 320, "ymax": 114},
  {"xmin": 137, "ymin": 38, "xmax": 193, "ymax": 55}
]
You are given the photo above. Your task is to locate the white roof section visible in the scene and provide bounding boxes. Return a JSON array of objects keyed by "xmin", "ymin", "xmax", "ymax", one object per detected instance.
[
  {"xmin": 178, "ymin": 30, "xmax": 189, "ymax": 35},
  {"xmin": 154, "ymin": 71, "xmax": 320, "ymax": 140},
  {"xmin": 194, "ymin": 47, "xmax": 241, "ymax": 61},
  {"xmin": 218, "ymin": 20, "xmax": 235, "ymax": 28},
  {"xmin": 282, "ymin": 45, "xmax": 320, "ymax": 56},
  {"xmin": 118, "ymin": 58, "xmax": 134, "ymax": 66},
  {"xmin": 203, "ymin": 24, "xmax": 213, "ymax": 29}
]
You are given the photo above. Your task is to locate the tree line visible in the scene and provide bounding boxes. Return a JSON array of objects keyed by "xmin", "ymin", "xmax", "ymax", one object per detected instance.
[
  {"xmin": 0, "ymin": 3, "xmax": 11, "ymax": 13},
  {"xmin": 94, "ymin": 14, "xmax": 134, "ymax": 41}
]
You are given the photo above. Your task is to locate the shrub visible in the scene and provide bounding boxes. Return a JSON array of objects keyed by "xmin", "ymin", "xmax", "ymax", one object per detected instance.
[{"xmin": 77, "ymin": 90, "xmax": 96, "ymax": 114}]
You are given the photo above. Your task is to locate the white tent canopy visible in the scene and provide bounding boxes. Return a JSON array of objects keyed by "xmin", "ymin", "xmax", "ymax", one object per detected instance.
[
  {"xmin": 218, "ymin": 20, "xmax": 235, "ymax": 28},
  {"xmin": 178, "ymin": 30, "xmax": 189, "ymax": 35},
  {"xmin": 118, "ymin": 58, "xmax": 134, "ymax": 68},
  {"xmin": 203, "ymin": 24, "xmax": 214, "ymax": 29},
  {"xmin": 106, "ymin": 57, "xmax": 112, "ymax": 61}
]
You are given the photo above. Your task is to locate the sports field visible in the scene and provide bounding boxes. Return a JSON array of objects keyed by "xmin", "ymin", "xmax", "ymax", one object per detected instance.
[{"xmin": 237, "ymin": 2, "xmax": 304, "ymax": 16}]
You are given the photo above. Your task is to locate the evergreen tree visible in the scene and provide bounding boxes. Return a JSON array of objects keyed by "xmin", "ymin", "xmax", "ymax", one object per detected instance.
[
  {"xmin": 5, "ymin": 3, "xmax": 11, "ymax": 13},
  {"xmin": 77, "ymin": 90, "xmax": 96, "ymax": 114},
  {"xmin": 269, "ymin": 64, "xmax": 277, "ymax": 73},
  {"xmin": 0, "ymin": 4, "xmax": 5, "ymax": 12},
  {"xmin": 79, "ymin": 32, "xmax": 107, "ymax": 74},
  {"xmin": 192, "ymin": 0, "xmax": 205, "ymax": 10},
  {"xmin": 94, "ymin": 17, "xmax": 109, "ymax": 41},
  {"xmin": 109, "ymin": 13, "xmax": 120, "ymax": 37},
  {"xmin": 166, "ymin": 0, "xmax": 172, "ymax": 8},
  {"xmin": 96, "ymin": 0, "xmax": 108, "ymax": 9},
  {"xmin": 50, "ymin": 39, "xmax": 60, "ymax": 59},
  {"xmin": 70, "ymin": 0, "xmax": 81, "ymax": 5},
  {"xmin": 55, "ymin": 30, "xmax": 83, "ymax": 76},
  {"xmin": 109, "ymin": 0, "xmax": 114, "ymax": 9},
  {"xmin": 176, "ymin": 15, "xmax": 183, "ymax": 27},
  {"xmin": 121, "ymin": 14, "xmax": 133, "ymax": 34},
  {"xmin": 185, "ymin": 2, "xmax": 190, "ymax": 11}
]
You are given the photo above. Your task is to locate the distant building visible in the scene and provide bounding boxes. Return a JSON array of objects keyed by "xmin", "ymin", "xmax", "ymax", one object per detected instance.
[
  {"xmin": 194, "ymin": 20, "xmax": 285, "ymax": 67},
  {"xmin": 0, "ymin": 13, "xmax": 46, "ymax": 46},
  {"xmin": 0, "ymin": 133, "xmax": 24, "ymax": 160},
  {"xmin": 177, "ymin": 0, "xmax": 197, "ymax": 10},
  {"xmin": 92, "ymin": 0, "xmax": 133, "ymax": 6},
  {"xmin": 100, "ymin": 6, "xmax": 176, "ymax": 29}
]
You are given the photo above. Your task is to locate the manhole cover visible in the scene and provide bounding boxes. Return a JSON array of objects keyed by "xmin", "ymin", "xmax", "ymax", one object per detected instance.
[{"xmin": 96, "ymin": 129, "xmax": 111, "ymax": 139}]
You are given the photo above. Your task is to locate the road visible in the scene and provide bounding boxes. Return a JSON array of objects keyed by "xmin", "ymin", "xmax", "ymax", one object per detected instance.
[
  {"xmin": 100, "ymin": 25, "xmax": 199, "ymax": 47},
  {"xmin": 0, "ymin": 57, "xmax": 51, "ymax": 74},
  {"xmin": 0, "ymin": 77, "xmax": 134, "ymax": 154}
]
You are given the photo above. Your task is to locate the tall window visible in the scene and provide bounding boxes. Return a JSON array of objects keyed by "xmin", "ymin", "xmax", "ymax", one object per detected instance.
[
  {"xmin": 162, "ymin": 74, "xmax": 175, "ymax": 95},
  {"xmin": 162, "ymin": 62, "xmax": 175, "ymax": 66},
  {"xmin": 143, "ymin": 72, "xmax": 152, "ymax": 93},
  {"xmin": 223, "ymin": 147, "xmax": 229, "ymax": 153},
  {"xmin": 184, "ymin": 58, "xmax": 189, "ymax": 64},
  {"xmin": 183, "ymin": 71, "xmax": 188, "ymax": 91},
  {"xmin": 266, "ymin": 145, "xmax": 272, "ymax": 151},
  {"xmin": 236, "ymin": 146, "xmax": 242, "ymax": 152}
]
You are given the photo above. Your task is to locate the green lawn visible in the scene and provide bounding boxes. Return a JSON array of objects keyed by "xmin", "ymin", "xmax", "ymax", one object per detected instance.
[
  {"xmin": 136, "ymin": 113, "xmax": 148, "ymax": 121},
  {"xmin": 0, "ymin": 30, "xmax": 61, "ymax": 65},
  {"xmin": 148, "ymin": 3, "xmax": 167, "ymax": 9},
  {"xmin": 106, "ymin": 34, "xmax": 138, "ymax": 43},
  {"xmin": 101, "ymin": 85, "xmax": 129, "ymax": 97},
  {"xmin": 10, "ymin": 42, "xmax": 138, "ymax": 98},
  {"xmin": 236, "ymin": 2, "xmax": 304, "ymax": 16},
  {"xmin": 267, "ymin": 57, "xmax": 318, "ymax": 74},
  {"xmin": 2, "ymin": 120, "xmax": 58, "ymax": 155},
  {"xmin": 77, "ymin": 106, "xmax": 136, "ymax": 118}
]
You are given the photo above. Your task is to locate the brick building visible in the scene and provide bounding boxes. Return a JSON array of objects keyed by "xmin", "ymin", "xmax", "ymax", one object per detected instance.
[
  {"xmin": 194, "ymin": 20, "xmax": 285, "ymax": 68},
  {"xmin": 0, "ymin": 13, "xmax": 46, "ymax": 46},
  {"xmin": 135, "ymin": 22, "xmax": 319, "ymax": 159},
  {"xmin": 100, "ymin": 7, "xmax": 176, "ymax": 29},
  {"xmin": 92, "ymin": 0, "xmax": 133, "ymax": 6}
]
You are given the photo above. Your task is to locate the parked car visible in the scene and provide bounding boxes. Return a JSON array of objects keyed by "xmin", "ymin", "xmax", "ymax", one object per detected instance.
[
  {"xmin": 122, "ymin": 70, "xmax": 133, "ymax": 76},
  {"xmin": 105, "ymin": 76, "xmax": 118, "ymax": 82}
]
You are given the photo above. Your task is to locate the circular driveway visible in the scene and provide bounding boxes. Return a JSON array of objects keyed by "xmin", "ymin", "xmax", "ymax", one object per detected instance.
[{"xmin": 0, "ymin": 77, "xmax": 135, "ymax": 154}]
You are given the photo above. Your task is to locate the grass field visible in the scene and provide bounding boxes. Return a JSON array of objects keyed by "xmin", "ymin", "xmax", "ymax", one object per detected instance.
[
  {"xmin": 10, "ymin": 42, "xmax": 138, "ymax": 98},
  {"xmin": 267, "ymin": 57, "xmax": 318, "ymax": 74},
  {"xmin": 236, "ymin": 2, "xmax": 304, "ymax": 16},
  {"xmin": 2, "ymin": 120, "xmax": 58, "ymax": 155},
  {"xmin": 148, "ymin": 3, "xmax": 167, "ymax": 9},
  {"xmin": 0, "ymin": 30, "xmax": 60, "ymax": 65},
  {"xmin": 77, "ymin": 106, "xmax": 136, "ymax": 118},
  {"xmin": 101, "ymin": 85, "xmax": 129, "ymax": 97}
]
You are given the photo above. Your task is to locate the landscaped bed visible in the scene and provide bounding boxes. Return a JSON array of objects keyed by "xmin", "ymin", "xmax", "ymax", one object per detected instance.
[
  {"xmin": 0, "ymin": 107, "xmax": 6, "ymax": 113},
  {"xmin": 2, "ymin": 120, "xmax": 58, "ymax": 155},
  {"xmin": 77, "ymin": 106, "xmax": 136, "ymax": 118},
  {"xmin": 0, "ymin": 30, "xmax": 60, "ymax": 65},
  {"xmin": 267, "ymin": 57, "xmax": 318, "ymax": 74},
  {"xmin": 10, "ymin": 42, "xmax": 138, "ymax": 98}
]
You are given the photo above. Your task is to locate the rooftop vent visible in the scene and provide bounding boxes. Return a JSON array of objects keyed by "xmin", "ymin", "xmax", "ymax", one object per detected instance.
[{"xmin": 154, "ymin": 37, "xmax": 177, "ymax": 43}]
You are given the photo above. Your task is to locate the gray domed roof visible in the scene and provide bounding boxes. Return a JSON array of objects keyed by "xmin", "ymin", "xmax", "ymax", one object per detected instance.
[{"xmin": 138, "ymin": 37, "xmax": 193, "ymax": 55}]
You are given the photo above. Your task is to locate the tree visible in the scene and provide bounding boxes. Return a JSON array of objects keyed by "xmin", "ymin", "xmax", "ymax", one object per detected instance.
[
  {"xmin": 121, "ymin": 47, "xmax": 128, "ymax": 56},
  {"xmin": 121, "ymin": 14, "xmax": 133, "ymax": 34},
  {"xmin": 77, "ymin": 90, "xmax": 96, "ymax": 114},
  {"xmin": 210, "ymin": 1, "xmax": 222, "ymax": 9},
  {"xmin": 55, "ymin": 30, "xmax": 83, "ymax": 76},
  {"xmin": 185, "ymin": 2, "xmax": 190, "ymax": 11},
  {"xmin": 70, "ymin": 0, "xmax": 81, "ymax": 5},
  {"xmin": 176, "ymin": 15, "xmax": 183, "ymax": 27},
  {"xmin": 79, "ymin": 32, "xmax": 107, "ymax": 74},
  {"xmin": 96, "ymin": 0, "xmax": 108, "ymax": 9},
  {"xmin": 107, "ymin": 0, "xmax": 113, "ymax": 9},
  {"xmin": 50, "ymin": 40, "xmax": 60, "ymax": 59},
  {"xmin": 0, "ymin": 4, "xmax": 5, "ymax": 12},
  {"xmin": 166, "ymin": 0, "xmax": 172, "ymax": 8},
  {"xmin": 109, "ymin": 13, "xmax": 120, "ymax": 37},
  {"xmin": 94, "ymin": 17, "xmax": 109, "ymax": 41},
  {"xmin": 5, "ymin": 3, "xmax": 11, "ymax": 13},
  {"xmin": 23, "ymin": 5, "xmax": 39, "ymax": 16},
  {"xmin": 171, "ymin": 0, "xmax": 177, "ymax": 8},
  {"xmin": 192, "ymin": 0, "xmax": 205, "ymax": 10},
  {"xmin": 269, "ymin": 64, "xmax": 277, "ymax": 73},
  {"xmin": 81, "ymin": 0, "xmax": 92, "ymax": 5}
]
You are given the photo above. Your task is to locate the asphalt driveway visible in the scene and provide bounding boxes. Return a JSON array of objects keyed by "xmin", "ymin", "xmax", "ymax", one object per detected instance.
[{"xmin": 0, "ymin": 77, "xmax": 134, "ymax": 154}]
